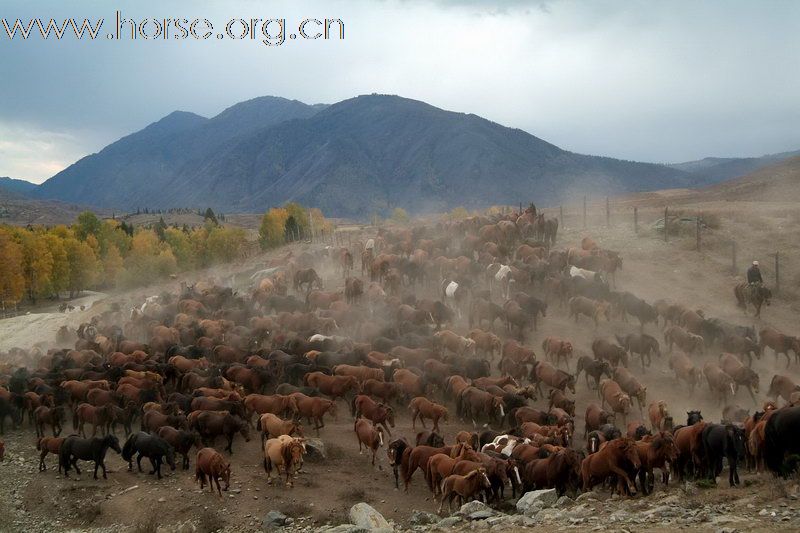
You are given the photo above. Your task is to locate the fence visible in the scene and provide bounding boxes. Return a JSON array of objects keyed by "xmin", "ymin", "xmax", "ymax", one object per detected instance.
[{"xmin": 539, "ymin": 196, "xmax": 789, "ymax": 297}]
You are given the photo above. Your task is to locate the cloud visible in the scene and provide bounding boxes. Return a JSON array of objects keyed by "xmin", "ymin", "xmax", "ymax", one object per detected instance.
[{"xmin": 0, "ymin": 0, "xmax": 798, "ymax": 181}]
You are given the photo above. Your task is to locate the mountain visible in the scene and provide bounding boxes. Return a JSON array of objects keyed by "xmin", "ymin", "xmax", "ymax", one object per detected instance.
[
  {"xmin": 669, "ymin": 149, "xmax": 800, "ymax": 187},
  {"xmin": 700, "ymin": 155, "xmax": 800, "ymax": 201},
  {"xmin": 0, "ymin": 177, "xmax": 37, "ymax": 196},
  {"xmin": 35, "ymin": 93, "xmax": 701, "ymax": 217},
  {"xmin": 34, "ymin": 96, "xmax": 325, "ymax": 208}
]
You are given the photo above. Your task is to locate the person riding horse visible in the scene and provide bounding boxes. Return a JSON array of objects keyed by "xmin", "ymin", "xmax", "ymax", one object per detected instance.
[{"xmin": 747, "ymin": 261, "xmax": 763, "ymax": 286}]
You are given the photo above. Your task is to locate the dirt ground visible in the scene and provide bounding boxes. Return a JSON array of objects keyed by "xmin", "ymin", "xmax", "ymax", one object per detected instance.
[{"xmin": 2, "ymin": 200, "xmax": 800, "ymax": 532}]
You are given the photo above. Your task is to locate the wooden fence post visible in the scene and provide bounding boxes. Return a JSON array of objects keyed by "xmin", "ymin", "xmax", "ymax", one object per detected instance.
[
  {"xmin": 775, "ymin": 251, "xmax": 780, "ymax": 295},
  {"xmin": 696, "ymin": 215, "xmax": 701, "ymax": 251},
  {"xmin": 606, "ymin": 197, "xmax": 610, "ymax": 227},
  {"xmin": 634, "ymin": 207, "xmax": 638, "ymax": 234},
  {"xmin": 583, "ymin": 197, "xmax": 587, "ymax": 229},
  {"xmin": 664, "ymin": 206, "xmax": 669, "ymax": 242},
  {"xmin": 559, "ymin": 205, "xmax": 563, "ymax": 227}
]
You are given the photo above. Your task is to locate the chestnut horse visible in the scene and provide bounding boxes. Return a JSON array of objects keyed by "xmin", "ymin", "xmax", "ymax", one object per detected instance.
[
  {"xmin": 438, "ymin": 468, "xmax": 492, "ymax": 515},
  {"xmin": 263, "ymin": 435, "xmax": 306, "ymax": 487},
  {"xmin": 195, "ymin": 447, "xmax": 230, "ymax": 496},
  {"xmin": 580, "ymin": 438, "xmax": 641, "ymax": 496},
  {"xmin": 354, "ymin": 417, "xmax": 384, "ymax": 466},
  {"xmin": 409, "ymin": 397, "xmax": 448, "ymax": 433}
]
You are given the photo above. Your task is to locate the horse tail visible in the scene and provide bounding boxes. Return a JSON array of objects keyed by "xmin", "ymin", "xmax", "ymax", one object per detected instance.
[
  {"xmin": 72, "ymin": 409, "xmax": 79, "ymax": 431},
  {"xmin": 36, "ymin": 437, "xmax": 43, "ymax": 451}
]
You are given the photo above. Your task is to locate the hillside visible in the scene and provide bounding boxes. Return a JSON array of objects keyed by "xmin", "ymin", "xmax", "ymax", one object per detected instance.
[
  {"xmin": 701, "ymin": 155, "xmax": 800, "ymax": 201},
  {"xmin": 33, "ymin": 94, "xmax": 692, "ymax": 217},
  {"xmin": 33, "ymin": 96, "xmax": 325, "ymax": 209},
  {"xmin": 669, "ymin": 149, "xmax": 800, "ymax": 186},
  {"xmin": 0, "ymin": 177, "xmax": 37, "ymax": 196}
]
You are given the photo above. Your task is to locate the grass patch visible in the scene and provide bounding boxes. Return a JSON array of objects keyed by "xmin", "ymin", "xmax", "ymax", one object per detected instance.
[
  {"xmin": 76, "ymin": 502, "xmax": 102, "ymax": 526},
  {"xmin": 694, "ymin": 478, "xmax": 717, "ymax": 489},
  {"xmin": 338, "ymin": 486, "xmax": 368, "ymax": 502},
  {"xmin": 281, "ymin": 501, "xmax": 313, "ymax": 517},
  {"xmin": 132, "ymin": 516, "xmax": 160, "ymax": 533},
  {"xmin": 197, "ymin": 509, "xmax": 224, "ymax": 533}
]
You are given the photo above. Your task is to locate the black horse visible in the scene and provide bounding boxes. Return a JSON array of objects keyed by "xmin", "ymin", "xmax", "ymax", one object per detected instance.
[
  {"xmin": 701, "ymin": 423, "xmax": 746, "ymax": 486},
  {"xmin": 122, "ymin": 432, "xmax": 176, "ymax": 479},
  {"xmin": 59, "ymin": 434, "xmax": 122, "ymax": 479},
  {"xmin": 386, "ymin": 437, "xmax": 410, "ymax": 489},
  {"xmin": 764, "ymin": 405, "xmax": 800, "ymax": 476}
]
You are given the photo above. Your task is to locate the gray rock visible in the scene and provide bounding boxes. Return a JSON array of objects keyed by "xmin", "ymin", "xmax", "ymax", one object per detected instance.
[
  {"xmin": 556, "ymin": 495, "xmax": 573, "ymax": 508},
  {"xmin": 409, "ymin": 511, "xmax": 439, "ymax": 526},
  {"xmin": 435, "ymin": 516, "xmax": 463, "ymax": 529},
  {"xmin": 468, "ymin": 510, "xmax": 495, "ymax": 521},
  {"xmin": 304, "ymin": 438, "xmax": 327, "ymax": 460},
  {"xmin": 576, "ymin": 491, "xmax": 605, "ymax": 502},
  {"xmin": 457, "ymin": 500, "xmax": 494, "ymax": 518},
  {"xmin": 516, "ymin": 489, "xmax": 558, "ymax": 514},
  {"xmin": 320, "ymin": 525, "xmax": 368, "ymax": 533},
  {"xmin": 263, "ymin": 510, "xmax": 288, "ymax": 530},
  {"xmin": 348, "ymin": 503, "xmax": 391, "ymax": 532}
]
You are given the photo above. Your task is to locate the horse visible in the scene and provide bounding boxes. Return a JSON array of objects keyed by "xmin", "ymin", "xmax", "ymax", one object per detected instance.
[
  {"xmin": 59, "ymin": 434, "xmax": 122, "ymax": 480},
  {"xmin": 599, "ymin": 379, "xmax": 632, "ymax": 426},
  {"xmin": 157, "ymin": 426, "xmax": 201, "ymax": 469},
  {"xmin": 700, "ymin": 423, "xmax": 746, "ymax": 486},
  {"xmin": 189, "ymin": 411, "xmax": 250, "ymax": 454},
  {"xmin": 34, "ymin": 405, "xmax": 64, "ymax": 438},
  {"xmin": 457, "ymin": 387, "xmax": 505, "ymax": 424},
  {"xmin": 195, "ymin": 447, "xmax": 231, "ymax": 496},
  {"xmin": 438, "ymin": 468, "xmax": 492, "ymax": 515},
  {"xmin": 408, "ymin": 397, "xmax": 448, "ymax": 433},
  {"xmin": 293, "ymin": 268, "xmax": 323, "ymax": 294},
  {"xmin": 580, "ymin": 438, "xmax": 641, "ymax": 496},
  {"xmin": 763, "ymin": 406, "xmax": 800, "ymax": 476},
  {"xmin": 290, "ymin": 393, "xmax": 338, "ymax": 434},
  {"xmin": 530, "ymin": 361, "xmax": 576, "ymax": 396},
  {"xmin": 263, "ymin": 434, "xmax": 306, "ymax": 487},
  {"xmin": 635, "ymin": 432, "xmax": 678, "ymax": 494},
  {"xmin": 759, "ymin": 327, "xmax": 800, "ymax": 368},
  {"xmin": 734, "ymin": 282, "xmax": 771, "ymax": 317},
  {"xmin": 387, "ymin": 437, "xmax": 411, "ymax": 489},
  {"xmin": 354, "ymin": 417, "xmax": 384, "ymax": 466},
  {"xmin": 352, "ymin": 395, "xmax": 395, "ymax": 435},
  {"xmin": 37, "ymin": 436, "xmax": 65, "ymax": 472},
  {"xmin": 122, "ymin": 431, "xmax": 176, "ymax": 479},
  {"xmin": 647, "ymin": 400, "xmax": 673, "ymax": 432},
  {"xmin": 575, "ymin": 356, "xmax": 612, "ymax": 390},
  {"xmin": 542, "ymin": 337, "xmax": 574, "ymax": 370},
  {"xmin": 258, "ymin": 413, "xmax": 304, "ymax": 446}
]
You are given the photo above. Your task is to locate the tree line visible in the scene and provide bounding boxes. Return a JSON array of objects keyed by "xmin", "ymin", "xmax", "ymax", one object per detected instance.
[{"xmin": 0, "ymin": 211, "xmax": 248, "ymax": 307}]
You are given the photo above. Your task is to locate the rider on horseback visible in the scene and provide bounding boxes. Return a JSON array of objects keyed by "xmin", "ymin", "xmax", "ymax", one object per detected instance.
[{"xmin": 747, "ymin": 260, "xmax": 763, "ymax": 286}]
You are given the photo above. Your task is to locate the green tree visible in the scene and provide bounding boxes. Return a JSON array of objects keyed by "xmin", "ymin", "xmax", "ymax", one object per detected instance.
[
  {"xmin": 391, "ymin": 207, "xmax": 409, "ymax": 224},
  {"xmin": 204, "ymin": 208, "xmax": 218, "ymax": 225},
  {"xmin": 74, "ymin": 211, "xmax": 103, "ymax": 241},
  {"xmin": 64, "ymin": 238, "xmax": 98, "ymax": 297}
]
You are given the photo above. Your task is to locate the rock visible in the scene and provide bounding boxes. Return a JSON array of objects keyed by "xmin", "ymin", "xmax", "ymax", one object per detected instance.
[
  {"xmin": 457, "ymin": 500, "xmax": 494, "ymax": 518},
  {"xmin": 435, "ymin": 516, "xmax": 463, "ymax": 528},
  {"xmin": 263, "ymin": 510, "xmax": 288, "ymax": 530},
  {"xmin": 576, "ymin": 491, "xmax": 605, "ymax": 502},
  {"xmin": 516, "ymin": 489, "xmax": 558, "ymax": 514},
  {"xmin": 348, "ymin": 503, "xmax": 391, "ymax": 532},
  {"xmin": 304, "ymin": 438, "xmax": 327, "ymax": 460},
  {"xmin": 320, "ymin": 525, "xmax": 368, "ymax": 533},
  {"xmin": 556, "ymin": 495, "xmax": 573, "ymax": 508},
  {"xmin": 409, "ymin": 511, "xmax": 439, "ymax": 526},
  {"xmin": 716, "ymin": 528, "xmax": 737, "ymax": 533}
]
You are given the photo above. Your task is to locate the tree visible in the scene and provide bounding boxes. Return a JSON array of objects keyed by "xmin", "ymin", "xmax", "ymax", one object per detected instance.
[
  {"xmin": 74, "ymin": 211, "xmax": 102, "ymax": 241},
  {"xmin": 391, "ymin": 207, "xmax": 409, "ymax": 224},
  {"xmin": 204, "ymin": 208, "xmax": 218, "ymax": 226},
  {"xmin": 102, "ymin": 244, "xmax": 124, "ymax": 286},
  {"xmin": 0, "ymin": 228, "xmax": 25, "ymax": 304},
  {"xmin": 18, "ymin": 230, "xmax": 53, "ymax": 304},
  {"xmin": 64, "ymin": 238, "xmax": 98, "ymax": 297},
  {"xmin": 284, "ymin": 203, "xmax": 309, "ymax": 239},
  {"xmin": 449, "ymin": 206, "xmax": 469, "ymax": 220},
  {"xmin": 284, "ymin": 215, "xmax": 300, "ymax": 242},
  {"xmin": 259, "ymin": 208, "xmax": 289, "ymax": 249},
  {"xmin": 42, "ymin": 233, "xmax": 69, "ymax": 297}
]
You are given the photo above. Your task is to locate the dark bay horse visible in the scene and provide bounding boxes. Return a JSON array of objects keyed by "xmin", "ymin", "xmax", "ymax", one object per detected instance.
[{"xmin": 59, "ymin": 434, "xmax": 122, "ymax": 479}]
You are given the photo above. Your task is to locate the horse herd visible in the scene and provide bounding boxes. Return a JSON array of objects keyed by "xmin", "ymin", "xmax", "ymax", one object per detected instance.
[{"xmin": 1, "ymin": 204, "xmax": 799, "ymax": 520}]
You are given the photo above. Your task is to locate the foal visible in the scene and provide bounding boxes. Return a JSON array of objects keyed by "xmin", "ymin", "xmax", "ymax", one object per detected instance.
[{"xmin": 438, "ymin": 468, "xmax": 492, "ymax": 515}]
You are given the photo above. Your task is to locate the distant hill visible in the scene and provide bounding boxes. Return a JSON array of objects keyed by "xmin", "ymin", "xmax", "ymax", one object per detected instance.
[
  {"xmin": 669, "ymin": 149, "xmax": 800, "ymax": 187},
  {"xmin": 33, "ymin": 94, "xmax": 694, "ymax": 218},
  {"xmin": 0, "ymin": 177, "xmax": 37, "ymax": 196},
  {"xmin": 34, "ymin": 96, "xmax": 325, "ymax": 209},
  {"xmin": 700, "ymin": 155, "xmax": 800, "ymax": 201}
]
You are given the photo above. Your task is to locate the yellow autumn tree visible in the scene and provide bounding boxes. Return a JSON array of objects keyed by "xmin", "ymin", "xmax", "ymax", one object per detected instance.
[
  {"xmin": 0, "ymin": 228, "xmax": 25, "ymax": 305},
  {"xmin": 18, "ymin": 230, "xmax": 54, "ymax": 303},
  {"xmin": 102, "ymin": 244, "xmax": 125, "ymax": 286},
  {"xmin": 259, "ymin": 207, "xmax": 289, "ymax": 249},
  {"xmin": 64, "ymin": 237, "xmax": 98, "ymax": 297}
]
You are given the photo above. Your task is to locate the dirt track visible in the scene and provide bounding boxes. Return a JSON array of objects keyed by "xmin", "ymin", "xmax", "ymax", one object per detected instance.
[{"xmin": 2, "ymin": 208, "xmax": 800, "ymax": 532}]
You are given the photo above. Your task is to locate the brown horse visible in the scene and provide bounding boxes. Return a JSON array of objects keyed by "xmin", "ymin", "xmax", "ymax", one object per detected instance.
[
  {"xmin": 354, "ymin": 418, "xmax": 384, "ymax": 466},
  {"xmin": 438, "ymin": 468, "xmax": 492, "ymax": 515},
  {"xmin": 264, "ymin": 435, "xmax": 306, "ymax": 486},
  {"xmin": 647, "ymin": 401, "xmax": 673, "ymax": 432},
  {"xmin": 759, "ymin": 327, "xmax": 800, "ymax": 368},
  {"xmin": 75, "ymin": 403, "xmax": 112, "ymax": 437},
  {"xmin": 293, "ymin": 268, "xmax": 323, "ymax": 293},
  {"xmin": 530, "ymin": 361, "xmax": 576, "ymax": 395},
  {"xmin": 581, "ymin": 438, "xmax": 641, "ymax": 496},
  {"xmin": 426, "ymin": 444, "xmax": 481, "ymax": 497},
  {"xmin": 669, "ymin": 353, "xmax": 701, "ymax": 392},
  {"xmin": 34, "ymin": 405, "xmax": 64, "ymax": 438},
  {"xmin": 37, "ymin": 436, "xmax": 65, "ymax": 472},
  {"xmin": 719, "ymin": 353, "xmax": 759, "ymax": 404},
  {"xmin": 542, "ymin": 337, "xmax": 574, "ymax": 370},
  {"xmin": 635, "ymin": 431, "xmax": 678, "ymax": 494},
  {"xmin": 258, "ymin": 413, "xmax": 304, "ymax": 445},
  {"xmin": 613, "ymin": 367, "xmax": 647, "ymax": 414},
  {"xmin": 404, "ymin": 445, "xmax": 454, "ymax": 492},
  {"xmin": 522, "ymin": 447, "xmax": 583, "ymax": 496},
  {"xmin": 599, "ymin": 379, "xmax": 632, "ymax": 425},
  {"xmin": 195, "ymin": 447, "xmax": 230, "ymax": 496},
  {"xmin": 289, "ymin": 393, "xmax": 338, "ymax": 434},
  {"xmin": 189, "ymin": 411, "xmax": 250, "ymax": 454},
  {"xmin": 353, "ymin": 395, "xmax": 395, "ymax": 435},
  {"xmin": 767, "ymin": 374, "xmax": 800, "ymax": 402},
  {"xmin": 244, "ymin": 394, "xmax": 298, "ymax": 423},
  {"xmin": 408, "ymin": 397, "xmax": 448, "ymax": 433},
  {"xmin": 703, "ymin": 363, "xmax": 736, "ymax": 405},
  {"xmin": 673, "ymin": 419, "xmax": 706, "ymax": 479},
  {"xmin": 361, "ymin": 379, "xmax": 404, "ymax": 404},
  {"xmin": 304, "ymin": 372, "xmax": 358, "ymax": 401},
  {"xmin": 548, "ymin": 389, "xmax": 575, "ymax": 417},
  {"xmin": 584, "ymin": 403, "xmax": 615, "ymax": 437},
  {"xmin": 457, "ymin": 387, "xmax": 505, "ymax": 423}
]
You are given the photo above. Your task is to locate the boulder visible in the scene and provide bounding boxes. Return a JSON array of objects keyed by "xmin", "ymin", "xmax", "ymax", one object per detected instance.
[
  {"xmin": 409, "ymin": 511, "xmax": 439, "ymax": 526},
  {"xmin": 435, "ymin": 516, "xmax": 463, "ymax": 529},
  {"xmin": 304, "ymin": 438, "xmax": 327, "ymax": 461},
  {"xmin": 457, "ymin": 500, "xmax": 495, "ymax": 518},
  {"xmin": 516, "ymin": 489, "xmax": 558, "ymax": 514},
  {"xmin": 262, "ymin": 510, "xmax": 288, "ymax": 530},
  {"xmin": 348, "ymin": 503, "xmax": 391, "ymax": 532}
]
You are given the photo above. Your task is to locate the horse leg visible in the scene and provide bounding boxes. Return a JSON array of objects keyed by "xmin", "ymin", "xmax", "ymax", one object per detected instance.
[{"xmin": 137, "ymin": 453, "xmax": 144, "ymax": 472}]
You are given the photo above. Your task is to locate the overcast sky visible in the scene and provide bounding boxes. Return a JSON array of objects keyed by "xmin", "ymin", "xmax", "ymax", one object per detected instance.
[{"xmin": 1, "ymin": 0, "xmax": 799, "ymax": 182}]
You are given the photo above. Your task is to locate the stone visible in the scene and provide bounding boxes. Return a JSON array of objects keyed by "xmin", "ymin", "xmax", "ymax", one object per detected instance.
[
  {"xmin": 304, "ymin": 438, "xmax": 327, "ymax": 460},
  {"xmin": 435, "ymin": 516, "xmax": 463, "ymax": 528},
  {"xmin": 348, "ymin": 503, "xmax": 391, "ymax": 532},
  {"xmin": 457, "ymin": 500, "xmax": 494, "ymax": 518},
  {"xmin": 409, "ymin": 511, "xmax": 439, "ymax": 526},
  {"xmin": 516, "ymin": 489, "xmax": 558, "ymax": 514},
  {"xmin": 556, "ymin": 495, "xmax": 573, "ymax": 508},
  {"xmin": 262, "ymin": 510, "xmax": 288, "ymax": 529},
  {"xmin": 320, "ymin": 525, "xmax": 368, "ymax": 533}
]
